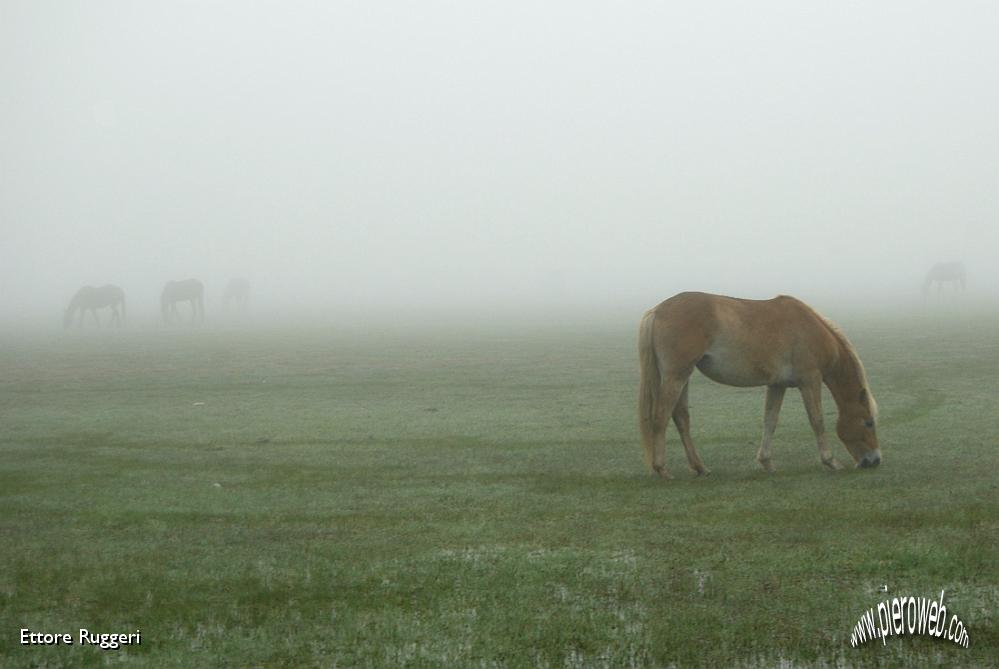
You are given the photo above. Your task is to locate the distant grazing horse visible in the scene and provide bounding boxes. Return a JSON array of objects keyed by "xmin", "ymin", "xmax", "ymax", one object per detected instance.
[
  {"xmin": 64, "ymin": 285, "xmax": 126, "ymax": 329},
  {"xmin": 222, "ymin": 277, "xmax": 250, "ymax": 310},
  {"xmin": 922, "ymin": 261, "xmax": 966, "ymax": 297},
  {"xmin": 161, "ymin": 279, "xmax": 204, "ymax": 324},
  {"xmin": 638, "ymin": 292, "xmax": 881, "ymax": 478}
]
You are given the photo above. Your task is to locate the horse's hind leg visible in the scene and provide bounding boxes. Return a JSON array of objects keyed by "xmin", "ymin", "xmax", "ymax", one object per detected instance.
[
  {"xmin": 757, "ymin": 384, "xmax": 786, "ymax": 473},
  {"xmin": 799, "ymin": 380, "xmax": 843, "ymax": 471},
  {"xmin": 651, "ymin": 376, "xmax": 688, "ymax": 479},
  {"xmin": 672, "ymin": 381, "xmax": 709, "ymax": 475}
]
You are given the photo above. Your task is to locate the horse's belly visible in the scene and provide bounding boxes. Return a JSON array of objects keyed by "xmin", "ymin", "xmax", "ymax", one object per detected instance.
[{"xmin": 696, "ymin": 349, "xmax": 788, "ymax": 388}]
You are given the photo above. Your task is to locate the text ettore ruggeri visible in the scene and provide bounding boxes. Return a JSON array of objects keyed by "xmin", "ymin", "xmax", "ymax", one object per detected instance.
[{"xmin": 20, "ymin": 628, "xmax": 141, "ymax": 650}]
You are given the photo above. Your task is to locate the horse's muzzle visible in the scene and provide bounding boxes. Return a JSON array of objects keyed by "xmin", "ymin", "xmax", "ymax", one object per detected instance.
[{"xmin": 857, "ymin": 449, "xmax": 881, "ymax": 469}]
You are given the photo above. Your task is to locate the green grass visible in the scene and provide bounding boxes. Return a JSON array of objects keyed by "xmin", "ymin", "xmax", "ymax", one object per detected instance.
[{"xmin": 1, "ymin": 309, "xmax": 997, "ymax": 667}]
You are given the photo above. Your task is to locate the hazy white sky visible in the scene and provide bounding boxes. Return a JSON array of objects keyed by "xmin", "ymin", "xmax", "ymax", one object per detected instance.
[{"xmin": 2, "ymin": 1, "xmax": 997, "ymax": 322}]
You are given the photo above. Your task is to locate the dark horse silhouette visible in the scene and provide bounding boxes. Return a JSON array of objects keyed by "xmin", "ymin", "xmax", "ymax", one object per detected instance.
[
  {"xmin": 64, "ymin": 285, "xmax": 126, "ymax": 329},
  {"xmin": 222, "ymin": 277, "xmax": 250, "ymax": 310},
  {"xmin": 922, "ymin": 262, "xmax": 966, "ymax": 297},
  {"xmin": 161, "ymin": 279, "xmax": 205, "ymax": 324}
]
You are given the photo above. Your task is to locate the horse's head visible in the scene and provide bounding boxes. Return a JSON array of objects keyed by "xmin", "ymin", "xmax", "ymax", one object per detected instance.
[{"xmin": 836, "ymin": 387, "xmax": 881, "ymax": 468}]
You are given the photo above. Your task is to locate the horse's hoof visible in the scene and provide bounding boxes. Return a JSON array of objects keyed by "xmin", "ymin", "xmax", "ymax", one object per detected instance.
[
  {"xmin": 695, "ymin": 466, "xmax": 711, "ymax": 476},
  {"xmin": 822, "ymin": 458, "xmax": 844, "ymax": 471},
  {"xmin": 758, "ymin": 459, "xmax": 775, "ymax": 474},
  {"xmin": 653, "ymin": 465, "xmax": 674, "ymax": 480}
]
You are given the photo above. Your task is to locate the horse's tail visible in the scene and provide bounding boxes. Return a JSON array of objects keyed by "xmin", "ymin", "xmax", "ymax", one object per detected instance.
[{"xmin": 638, "ymin": 309, "xmax": 661, "ymax": 470}]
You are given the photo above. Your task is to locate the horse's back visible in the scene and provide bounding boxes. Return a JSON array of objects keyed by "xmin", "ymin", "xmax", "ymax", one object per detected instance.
[
  {"xmin": 930, "ymin": 261, "xmax": 965, "ymax": 279},
  {"xmin": 649, "ymin": 292, "xmax": 818, "ymax": 336},
  {"xmin": 97, "ymin": 284, "xmax": 124, "ymax": 302},
  {"xmin": 164, "ymin": 278, "xmax": 204, "ymax": 299}
]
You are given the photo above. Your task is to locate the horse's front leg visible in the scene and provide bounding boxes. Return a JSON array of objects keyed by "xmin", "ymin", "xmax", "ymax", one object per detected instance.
[
  {"xmin": 757, "ymin": 384, "xmax": 786, "ymax": 473},
  {"xmin": 799, "ymin": 380, "xmax": 842, "ymax": 470}
]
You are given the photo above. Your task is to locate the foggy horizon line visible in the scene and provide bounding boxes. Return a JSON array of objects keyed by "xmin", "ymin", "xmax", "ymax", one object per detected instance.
[{"xmin": 2, "ymin": 289, "xmax": 993, "ymax": 335}]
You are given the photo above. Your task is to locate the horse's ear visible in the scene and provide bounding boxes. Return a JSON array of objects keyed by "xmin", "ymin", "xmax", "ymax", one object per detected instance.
[{"xmin": 858, "ymin": 388, "xmax": 868, "ymax": 404}]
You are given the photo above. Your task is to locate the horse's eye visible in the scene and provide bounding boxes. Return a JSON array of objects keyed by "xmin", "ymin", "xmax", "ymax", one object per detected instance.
[{"xmin": 864, "ymin": 419, "xmax": 875, "ymax": 428}]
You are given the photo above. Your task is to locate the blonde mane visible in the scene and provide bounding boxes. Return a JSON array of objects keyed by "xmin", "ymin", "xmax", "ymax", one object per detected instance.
[{"xmin": 813, "ymin": 310, "xmax": 878, "ymax": 418}]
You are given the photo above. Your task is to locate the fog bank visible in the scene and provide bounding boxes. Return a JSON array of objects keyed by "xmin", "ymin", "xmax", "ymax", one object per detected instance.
[{"xmin": 3, "ymin": 1, "xmax": 997, "ymax": 327}]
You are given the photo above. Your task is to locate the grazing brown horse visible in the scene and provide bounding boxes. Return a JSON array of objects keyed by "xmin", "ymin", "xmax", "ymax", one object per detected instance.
[
  {"xmin": 161, "ymin": 279, "xmax": 204, "ymax": 324},
  {"xmin": 638, "ymin": 292, "xmax": 881, "ymax": 478},
  {"xmin": 64, "ymin": 285, "xmax": 126, "ymax": 329},
  {"xmin": 922, "ymin": 261, "xmax": 966, "ymax": 297},
  {"xmin": 222, "ymin": 277, "xmax": 250, "ymax": 310}
]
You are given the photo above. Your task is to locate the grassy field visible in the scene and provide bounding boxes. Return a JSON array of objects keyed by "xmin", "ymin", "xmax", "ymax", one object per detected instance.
[{"xmin": 1, "ymin": 307, "xmax": 997, "ymax": 667}]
